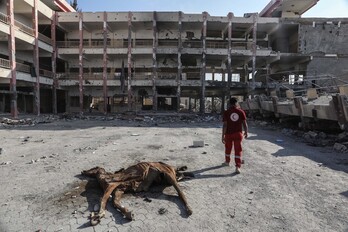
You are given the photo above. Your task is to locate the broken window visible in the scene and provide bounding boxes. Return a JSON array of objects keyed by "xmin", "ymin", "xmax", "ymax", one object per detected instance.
[{"xmin": 232, "ymin": 73, "xmax": 240, "ymax": 82}]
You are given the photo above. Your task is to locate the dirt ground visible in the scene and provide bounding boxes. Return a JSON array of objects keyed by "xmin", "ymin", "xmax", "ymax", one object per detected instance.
[{"xmin": 0, "ymin": 113, "xmax": 347, "ymax": 232}]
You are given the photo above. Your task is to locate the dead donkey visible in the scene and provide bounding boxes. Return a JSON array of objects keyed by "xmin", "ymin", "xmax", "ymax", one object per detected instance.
[{"xmin": 81, "ymin": 162, "xmax": 193, "ymax": 225}]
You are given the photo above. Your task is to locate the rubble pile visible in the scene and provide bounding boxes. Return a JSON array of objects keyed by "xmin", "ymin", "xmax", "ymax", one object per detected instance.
[
  {"xmin": 0, "ymin": 115, "xmax": 60, "ymax": 127},
  {"xmin": 0, "ymin": 113, "xmax": 221, "ymax": 128},
  {"xmin": 254, "ymin": 119, "xmax": 348, "ymax": 153},
  {"xmin": 1, "ymin": 117, "xmax": 34, "ymax": 126}
]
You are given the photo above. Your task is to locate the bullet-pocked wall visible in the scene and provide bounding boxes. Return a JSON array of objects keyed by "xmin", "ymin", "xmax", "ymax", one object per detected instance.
[{"xmin": 298, "ymin": 19, "xmax": 348, "ymax": 84}]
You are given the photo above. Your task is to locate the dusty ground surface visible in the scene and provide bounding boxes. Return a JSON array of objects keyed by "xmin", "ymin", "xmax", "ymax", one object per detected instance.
[{"xmin": 0, "ymin": 113, "xmax": 347, "ymax": 232}]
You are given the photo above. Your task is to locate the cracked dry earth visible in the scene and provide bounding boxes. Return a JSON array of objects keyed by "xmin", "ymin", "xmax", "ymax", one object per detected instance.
[{"xmin": 0, "ymin": 116, "xmax": 347, "ymax": 232}]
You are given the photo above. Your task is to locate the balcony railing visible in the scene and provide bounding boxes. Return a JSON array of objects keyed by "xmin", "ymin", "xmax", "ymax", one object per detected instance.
[
  {"xmin": 14, "ymin": 19, "xmax": 34, "ymax": 36},
  {"xmin": 0, "ymin": 12, "xmax": 8, "ymax": 24},
  {"xmin": 39, "ymin": 69, "xmax": 53, "ymax": 78},
  {"xmin": 16, "ymin": 63, "xmax": 31, "ymax": 73},
  {"xmin": 0, "ymin": 58, "xmax": 10, "ymax": 68},
  {"xmin": 158, "ymin": 40, "xmax": 178, "ymax": 47},
  {"xmin": 0, "ymin": 12, "xmax": 52, "ymax": 45},
  {"xmin": 183, "ymin": 41, "xmax": 202, "ymax": 48},
  {"xmin": 0, "ymin": 58, "xmax": 53, "ymax": 78},
  {"xmin": 38, "ymin": 33, "xmax": 52, "ymax": 45},
  {"xmin": 206, "ymin": 41, "xmax": 228, "ymax": 49}
]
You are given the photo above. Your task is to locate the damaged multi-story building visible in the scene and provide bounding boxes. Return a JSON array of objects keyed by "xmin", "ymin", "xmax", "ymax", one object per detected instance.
[{"xmin": 1, "ymin": 0, "xmax": 348, "ymax": 127}]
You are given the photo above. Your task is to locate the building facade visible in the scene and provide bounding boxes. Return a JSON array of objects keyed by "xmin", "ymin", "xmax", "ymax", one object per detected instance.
[{"xmin": 0, "ymin": 0, "xmax": 347, "ymax": 117}]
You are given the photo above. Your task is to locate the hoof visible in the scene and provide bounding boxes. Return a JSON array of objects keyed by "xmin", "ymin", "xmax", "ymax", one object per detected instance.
[
  {"xmin": 125, "ymin": 211, "xmax": 134, "ymax": 220},
  {"xmin": 89, "ymin": 211, "xmax": 105, "ymax": 226},
  {"xmin": 90, "ymin": 217, "xmax": 100, "ymax": 226},
  {"xmin": 187, "ymin": 208, "xmax": 193, "ymax": 216}
]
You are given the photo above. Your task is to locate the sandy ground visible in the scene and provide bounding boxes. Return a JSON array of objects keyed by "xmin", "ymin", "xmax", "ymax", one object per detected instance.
[{"xmin": 0, "ymin": 114, "xmax": 347, "ymax": 232}]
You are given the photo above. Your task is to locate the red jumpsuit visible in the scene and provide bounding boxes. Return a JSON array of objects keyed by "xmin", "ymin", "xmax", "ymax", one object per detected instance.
[{"xmin": 223, "ymin": 106, "xmax": 246, "ymax": 168}]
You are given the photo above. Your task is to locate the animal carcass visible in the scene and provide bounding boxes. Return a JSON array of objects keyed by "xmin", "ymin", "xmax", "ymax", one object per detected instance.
[{"xmin": 81, "ymin": 162, "xmax": 193, "ymax": 225}]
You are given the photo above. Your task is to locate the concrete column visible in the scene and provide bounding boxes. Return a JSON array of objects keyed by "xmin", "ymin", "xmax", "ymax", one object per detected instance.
[
  {"xmin": 1, "ymin": 94, "xmax": 5, "ymax": 112},
  {"xmin": 244, "ymin": 64, "xmax": 249, "ymax": 84},
  {"xmin": 194, "ymin": 98, "xmax": 197, "ymax": 111},
  {"xmin": 200, "ymin": 12, "xmax": 208, "ymax": 114},
  {"xmin": 33, "ymin": 0, "xmax": 40, "ymax": 116},
  {"xmin": 66, "ymin": 91, "xmax": 70, "ymax": 113},
  {"xmin": 177, "ymin": 11, "xmax": 183, "ymax": 112},
  {"xmin": 251, "ymin": 13, "xmax": 258, "ymax": 90},
  {"xmin": 127, "ymin": 12, "xmax": 133, "ymax": 111},
  {"xmin": 22, "ymin": 94, "xmax": 27, "ymax": 113},
  {"xmin": 221, "ymin": 95, "xmax": 225, "ymax": 113},
  {"xmin": 212, "ymin": 97, "xmax": 215, "ymax": 112},
  {"xmin": 189, "ymin": 97, "xmax": 192, "ymax": 111},
  {"xmin": 7, "ymin": 0, "xmax": 17, "ymax": 118},
  {"xmin": 227, "ymin": 12, "xmax": 233, "ymax": 101},
  {"xmin": 266, "ymin": 64, "xmax": 270, "ymax": 96},
  {"xmin": 78, "ymin": 12, "xmax": 84, "ymax": 114},
  {"xmin": 51, "ymin": 13, "xmax": 57, "ymax": 114},
  {"xmin": 152, "ymin": 11, "xmax": 158, "ymax": 111},
  {"xmin": 103, "ymin": 11, "xmax": 108, "ymax": 114}
]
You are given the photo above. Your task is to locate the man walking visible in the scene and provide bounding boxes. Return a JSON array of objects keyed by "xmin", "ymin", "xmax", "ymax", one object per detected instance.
[{"xmin": 222, "ymin": 97, "xmax": 248, "ymax": 174}]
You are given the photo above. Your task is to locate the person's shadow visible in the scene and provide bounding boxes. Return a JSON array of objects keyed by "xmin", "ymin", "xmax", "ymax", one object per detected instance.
[{"xmin": 188, "ymin": 164, "xmax": 239, "ymax": 179}]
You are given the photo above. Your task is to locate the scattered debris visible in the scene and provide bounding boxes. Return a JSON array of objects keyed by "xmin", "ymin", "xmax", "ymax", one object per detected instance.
[
  {"xmin": 229, "ymin": 209, "xmax": 236, "ymax": 218},
  {"xmin": 144, "ymin": 197, "xmax": 152, "ymax": 203},
  {"xmin": 333, "ymin": 143, "xmax": 347, "ymax": 153},
  {"xmin": 192, "ymin": 141, "xmax": 204, "ymax": 147},
  {"xmin": 1, "ymin": 161, "xmax": 12, "ymax": 165},
  {"xmin": 158, "ymin": 208, "xmax": 167, "ymax": 215}
]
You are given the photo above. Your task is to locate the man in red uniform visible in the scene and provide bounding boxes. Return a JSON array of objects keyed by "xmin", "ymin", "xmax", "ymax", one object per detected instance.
[{"xmin": 222, "ymin": 97, "xmax": 248, "ymax": 174}]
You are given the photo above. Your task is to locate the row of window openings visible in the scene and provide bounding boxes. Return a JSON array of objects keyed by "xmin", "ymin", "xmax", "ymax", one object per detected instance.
[{"xmin": 64, "ymin": 70, "xmax": 302, "ymax": 84}]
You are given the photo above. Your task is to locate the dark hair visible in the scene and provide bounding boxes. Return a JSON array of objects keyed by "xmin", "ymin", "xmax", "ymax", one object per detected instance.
[{"xmin": 229, "ymin": 97, "xmax": 238, "ymax": 106}]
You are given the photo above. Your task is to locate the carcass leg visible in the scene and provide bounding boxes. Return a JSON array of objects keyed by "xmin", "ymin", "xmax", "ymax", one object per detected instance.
[
  {"xmin": 90, "ymin": 183, "xmax": 118, "ymax": 226},
  {"xmin": 166, "ymin": 175, "xmax": 193, "ymax": 216},
  {"xmin": 112, "ymin": 189, "xmax": 134, "ymax": 220}
]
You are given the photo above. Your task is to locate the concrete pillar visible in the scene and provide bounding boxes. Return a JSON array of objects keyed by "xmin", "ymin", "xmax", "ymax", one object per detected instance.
[
  {"xmin": 127, "ymin": 12, "xmax": 133, "ymax": 111},
  {"xmin": 22, "ymin": 94, "xmax": 27, "ymax": 113},
  {"xmin": 51, "ymin": 13, "xmax": 57, "ymax": 114},
  {"xmin": 200, "ymin": 12, "xmax": 208, "ymax": 114},
  {"xmin": 152, "ymin": 11, "xmax": 158, "ymax": 111},
  {"xmin": 7, "ymin": 0, "xmax": 17, "ymax": 118},
  {"xmin": 221, "ymin": 95, "xmax": 225, "ymax": 113},
  {"xmin": 66, "ymin": 91, "xmax": 70, "ymax": 113},
  {"xmin": 266, "ymin": 64, "xmax": 270, "ymax": 96},
  {"xmin": 189, "ymin": 97, "xmax": 192, "ymax": 111},
  {"xmin": 212, "ymin": 97, "xmax": 215, "ymax": 112},
  {"xmin": 194, "ymin": 98, "xmax": 197, "ymax": 111},
  {"xmin": 33, "ymin": 0, "xmax": 40, "ymax": 116},
  {"xmin": 227, "ymin": 12, "xmax": 233, "ymax": 101},
  {"xmin": 251, "ymin": 13, "xmax": 258, "ymax": 90},
  {"xmin": 103, "ymin": 11, "xmax": 108, "ymax": 114},
  {"xmin": 294, "ymin": 97, "xmax": 305, "ymax": 128},
  {"xmin": 0, "ymin": 94, "xmax": 5, "ymax": 112},
  {"xmin": 78, "ymin": 12, "xmax": 84, "ymax": 114},
  {"xmin": 177, "ymin": 11, "xmax": 183, "ymax": 112}
]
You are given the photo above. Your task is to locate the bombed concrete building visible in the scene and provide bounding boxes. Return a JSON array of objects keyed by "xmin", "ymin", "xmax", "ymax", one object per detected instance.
[{"xmin": 1, "ymin": 0, "xmax": 348, "ymax": 127}]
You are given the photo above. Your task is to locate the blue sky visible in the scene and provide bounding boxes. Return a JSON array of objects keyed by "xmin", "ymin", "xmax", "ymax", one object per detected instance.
[{"xmin": 76, "ymin": 0, "xmax": 348, "ymax": 17}]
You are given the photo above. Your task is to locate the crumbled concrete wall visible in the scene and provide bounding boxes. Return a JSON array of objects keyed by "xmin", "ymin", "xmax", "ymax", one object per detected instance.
[{"xmin": 299, "ymin": 21, "xmax": 348, "ymax": 54}]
